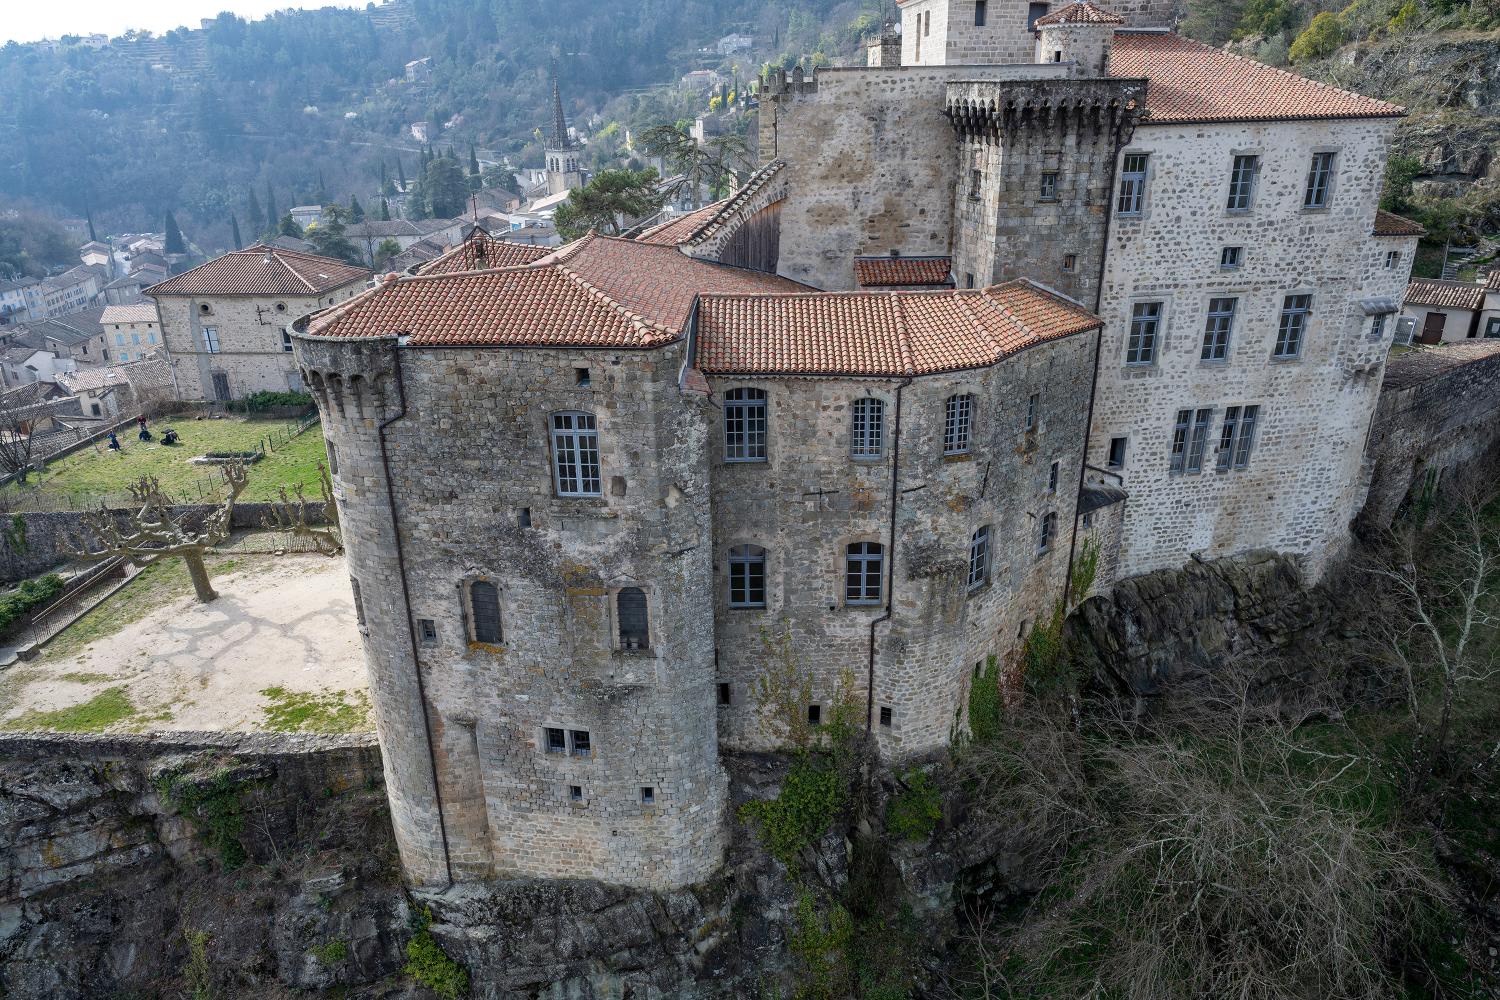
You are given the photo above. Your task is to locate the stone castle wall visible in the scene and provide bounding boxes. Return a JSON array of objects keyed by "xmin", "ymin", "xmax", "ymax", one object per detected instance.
[
  {"xmin": 299, "ymin": 335, "xmax": 728, "ymax": 891},
  {"xmin": 708, "ymin": 332, "xmax": 1097, "ymax": 754},
  {"xmin": 1360, "ymin": 340, "xmax": 1500, "ymax": 531},
  {"xmin": 156, "ymin": 284, "xmax": 363, "ymax": 400},
  {"xmin": 902, "ymin": 0, "xmax": 1037, "ymax": 68},
  {"xmin": 1089, "ymin": 116, "xmax": 1408, "ymax": 580},
  {"xmin": 764, "ymin": 63, "xmax": 1068, "ymax": 291}
]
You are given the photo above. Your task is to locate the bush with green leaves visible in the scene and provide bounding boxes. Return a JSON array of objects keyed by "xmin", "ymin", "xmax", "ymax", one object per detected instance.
[
  {"xmin": 404, "ymin": 907, "xmax": 469, "ymax": 999},
  {"xmin": 0, "ymin": 573, "xmax": 63, "ymax": 634},
  {"xmin": 1290, "ymin": 11, "xmax": 1347, "ymax": 61},
  {"xmin": 885, "ymin": 770, "xmax": 942, "ymax": 842}
]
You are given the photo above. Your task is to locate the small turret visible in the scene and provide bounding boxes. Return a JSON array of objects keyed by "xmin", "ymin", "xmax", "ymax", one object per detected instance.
[
  {"xmin": 1034, "ymin": 1, "xmax": 1125, "ymax": 77},
  {"xmin": 867, "ymin": 20, "xmax": 902, "ymax": 67}
]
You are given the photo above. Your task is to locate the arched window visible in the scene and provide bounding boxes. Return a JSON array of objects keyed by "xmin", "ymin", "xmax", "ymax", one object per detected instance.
[
  {"xmin": 724, "ymin": 387, "xmax": 767, "ymax": 462},
  {"xmin": 850, "ymin": 397, "xmax": 885, "ymax": 459},
  {"xmin": 944, "ymin": 394, "xmax": 973, "ymax": 455},
  {"xmin": 845, "ymin": 542, "xmax": 884, "ymax": 605},
  {"xmin": 617, "ymin": 587, "xmax": 649, "ymax": 650},
  {"xmin": 551, "ymin": 411, "xmax": 601, "ymax": 496},
  {"xmin": 468, "ymin": 580, "xmax": 502, "ymax": 644},
  {"xmin": 968, "ymin": 526, "xmax": 991, "ymax": 591},
  {"xmin": 728, "ymin": 545, "xmax": 767, "ymax": 609}
]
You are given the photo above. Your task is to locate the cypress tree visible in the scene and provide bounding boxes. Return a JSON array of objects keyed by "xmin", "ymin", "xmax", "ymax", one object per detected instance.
[
  {"xmin": 248, "ymin": 188, "xmax": 263, "ymax": 238},
  {"xmin": 264, "ymin": 179, "xmax": 278, "ymax": 234},
  {"xmin": 230, "ymin": 213, "xmax": 243, "ymax": 250},
  {"xmin": 85, "ymin": 204, "xmax": 98, "ymax": 243},
  {"xmin": 349, "ymin": 195, "xmax": 365, "ymax": 223},
  {"xmin": 317, "ymin": 168, "xmax": 328, "ymax": 205},
  {"xmin": 378, "ymin": 197, "xmax": 391, "ymax": 222},
  {"xmin": 397, "ymin": 158, "xmax": 407, "ymax": 192},
  {"xmin": 164, "ymin": 211, "xmax": 186, "ymax": 255},
  {"xmin": 468, "ymin": 144, "xmax": 483, "ymax": 193}
]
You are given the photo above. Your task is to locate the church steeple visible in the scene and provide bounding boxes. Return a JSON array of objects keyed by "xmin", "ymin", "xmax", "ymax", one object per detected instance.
[
  {"xmin": 548, "ymin": 58, "xmax": 574, "ymax": 150},
  {"xmin": 544, "ymin": 56, "xmax": 584, "ymax": 197}
]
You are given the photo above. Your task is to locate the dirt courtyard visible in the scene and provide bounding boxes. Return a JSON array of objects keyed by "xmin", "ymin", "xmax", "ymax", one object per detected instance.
[{"xmin": 0, "ymin": 551, "xmax": 370, "ymax": 734}]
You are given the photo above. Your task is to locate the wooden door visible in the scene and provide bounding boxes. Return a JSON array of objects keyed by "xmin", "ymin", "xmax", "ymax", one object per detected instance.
[
  {"xmin": 211, "ymin": 372, "xmax": 231, "ymax": 401},
  {"xmin": 1419, "ymin": 311, "xmax": 1447, "ymax": 345}
]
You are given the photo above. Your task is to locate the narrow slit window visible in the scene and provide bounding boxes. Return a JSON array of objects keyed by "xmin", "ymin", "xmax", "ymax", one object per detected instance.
[
  {"xmin": 1025, "ymin": 392, "xmax": 1040, "ymax": 433},
  {"xmin": 974, "ymin": 0, "xmax": 987, "ymax": 25},
  {"xmin": 1047, "ymin": 461, "xmax": 1059, "ymax": 493}
]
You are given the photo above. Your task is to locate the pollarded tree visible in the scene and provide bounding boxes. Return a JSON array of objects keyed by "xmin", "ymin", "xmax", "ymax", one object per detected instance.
[
  {"xmin": 67, "ymin": 462, "xmax": 248, "ymax": 604},
  {"xmin": 262, "ymin": 462, "xmax": 341, "ymax": 556}
]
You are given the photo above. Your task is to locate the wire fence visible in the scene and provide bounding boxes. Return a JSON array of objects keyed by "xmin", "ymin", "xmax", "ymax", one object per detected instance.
[{"xmin": 0, "ymin": 408, "xmax": 321, "ymax": 514}]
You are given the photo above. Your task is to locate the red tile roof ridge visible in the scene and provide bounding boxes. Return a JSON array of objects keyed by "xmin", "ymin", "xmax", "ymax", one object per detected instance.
[
  {"xmin": 681, "ymin": 159, "xmax": 787, "ymax": 247},
  {"xmin": 951, "ymin": 286, "xmax": 1007, "ymax": 359},
  {"xmin": 552, "ymin": 260, "xmax": 678, "ymax": 342},
  {"xmin": 299, "ymin": 279, "xmax": 392, "ymax": 338},
  {"xmin": 890, "ymin": 295, "xmax": 917, "ymax": 376},
  {"xmin": 1115, "ymin": 31, "xmax": 1404, "ymax": 121},
  {"xmin": 270, "ymin": 252, "xmax": 319, "ymax": 293}
]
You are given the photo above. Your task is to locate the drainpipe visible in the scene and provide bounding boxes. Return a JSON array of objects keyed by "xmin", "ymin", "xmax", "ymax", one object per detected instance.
[
  {"xmin": 866, "ymin": 376, "xmax": 913, "ymax": 731},
  {"xmin": 378, "ymin": 342, "xmax": 454, "ymax": 888},
  {"xmin": 1062, "ymin": 115, "xmax": 1128, "ymax": 611}
]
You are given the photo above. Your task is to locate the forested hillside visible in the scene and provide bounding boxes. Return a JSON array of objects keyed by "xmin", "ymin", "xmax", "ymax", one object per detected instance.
[{"xmin": 0, "ymin": 0, "xmax": 879, "ymax": 251}]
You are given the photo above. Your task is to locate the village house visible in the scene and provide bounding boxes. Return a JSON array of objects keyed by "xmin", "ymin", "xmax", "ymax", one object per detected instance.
[
  {"xmin": 2, "ymin": 308, "xmax": 111, "ymax": 375},
  {"xmin": 344, "ymin": 219, "xmax": 466, "ymax": 266},
  {"xmin": 289, "ymin": 205, "xmax": 325, "ymax": 230},
  {"xmin": 56, "ymin": 357, "xmax": 175, "ymax": 420},
  {"xmin": 1400, "ymin": 278, "xmax": 1487, "ymax": 343},
  {"xmin": 0, "ymin": 277, "xmax": 41, "ymax": 325},
  {"xmin": 100, "ymin": 303, "xmax": 163, "ymax": 364},
  {"xmin": 148, "ymin": 246, "xmax": 369, "ymax": 401},
  {"xmin": 33, "ymin": 265, "xmax": 106, "ymax": 320}
]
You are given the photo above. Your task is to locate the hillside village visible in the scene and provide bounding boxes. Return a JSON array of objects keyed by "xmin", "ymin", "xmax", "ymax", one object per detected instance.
[{"xmin": 0, "ymin": 0, "xmax": 1499, "ymax": 998}]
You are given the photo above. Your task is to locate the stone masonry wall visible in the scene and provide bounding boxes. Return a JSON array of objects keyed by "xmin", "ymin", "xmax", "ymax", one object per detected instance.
[
  {"xmin": 767, "ymin": 63, "xmax": 1069, "ymax": 291},
  {"xmin": 708, "ymin": 331, "xmax": 1096, "ymax": 756},
  {"xmin": 902, "ymin": 0, "xmax": 1037, "ymax": 68},
  {"xmin": 300, "ymin": 335, "xmax": 728, "ymax": 891},
  {"xmin": 1359, "ymin": 340, "xmax": 1500, "ymax": 531},
  {"xmin": 948, "ymin": 76, "xmax": 1145, "ymax": 305},
  {"xmin": 1089, "ymin": 116, "xmax": 1406, "ymax": 580},
  {"xmin": 156, "ymin": 284, "xmax": 364, "ymax": 401}
]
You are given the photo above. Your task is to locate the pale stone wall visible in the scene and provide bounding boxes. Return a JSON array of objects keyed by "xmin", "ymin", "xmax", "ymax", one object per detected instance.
[
  {"xmin": 765, "ymin": 63, "xmax": 1067, "ymax": 291},
  {"xmin": 1398, "ymin": 303, "xmax": 1479, "ymax": 343},
  {"xmin": 297, "ymin": 336, "xmax": 728, "ymax": 891},
  {"xmin": 157, "ymin": 284, "xmax": 365, "ymax": 400},
  {"xmin": 708, "ymin": 331, "xmax": 1096, "ymax": 756},
  {"xmin": 1089, "ymin": 117, "xmax": 1406, "ymax": 580},
  {"xmin": 104, "ymin": 317, "xmax": 162, "ymax": 364},
  {"xmin": 902, "ymin": 0, "xmax": 1036, "ymax": 68}
]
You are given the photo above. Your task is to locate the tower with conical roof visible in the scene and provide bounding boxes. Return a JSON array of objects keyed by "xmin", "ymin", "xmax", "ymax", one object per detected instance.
[{"xmin": 545, "ymin": 59, "xmax": 583, "ymax": 197}]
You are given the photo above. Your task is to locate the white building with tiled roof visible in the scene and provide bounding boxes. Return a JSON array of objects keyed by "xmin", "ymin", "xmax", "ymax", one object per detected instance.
[
  {"xmin": 283, "ymin": 0, "xmax": 1435, "ymax": 898},
  {"xmin": 147, "ymin": 246, "xmax": 369, "ymax": 401}
]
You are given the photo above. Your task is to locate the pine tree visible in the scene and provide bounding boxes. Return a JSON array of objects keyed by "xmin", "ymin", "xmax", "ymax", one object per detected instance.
[
  {"xmin": 230, "ymin": 213, "xmax": 243, "ymax": 250},
  {"xmin": 164, "ymin": 211, "xmax": 186, "ymax": 255},
  {"xmin": 264, "ymin": 180, "xmax": 278, "ymax": 234},
  {"xmin": 378, "ymin": 197, "xmax": 391, "ymax": 222},
  {"xmin": 349, "ymin": 195, "xmax": 365, "ymax": 223},
  {"xmin": 248, "ymin": 188, "xmax": 263, "ymax": 238}
]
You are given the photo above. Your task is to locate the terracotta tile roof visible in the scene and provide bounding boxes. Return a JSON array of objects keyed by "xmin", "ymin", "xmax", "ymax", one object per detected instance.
[
  {"xmin": 1486, "ymin": 270, "xmax": 1500, "ymax": 292},
  {"xmin": 145, "ymin": 246, "xmax": 370, "ymax": 298},
  {"xmin": 1035, "ymin": 2, "xmax": 1124, "ymax": 26},
  {"xmin": 415, "ymin": 237, "xmax": 553, "ymax": 275},
  {"xmin": 854, "ymin": 256, "xmax": 953, "ymax": 288},
  {"xmin": 1110, "ymin": 32, "xmax": 1404, "ymax": 124},
  {"xmin": 695, "ymin": 280, "xmax": 1100, "ymax": 377},
  {"xmin": 100, "ymin": 303, "xmax": 160, "ymax": 325},
  {"xmin": 635, "ymin": 202, "xmax": 729, "ymax": 246},
  {"xmin": 1404, "ymin": 278, "xmax": 1486, "ymax": 311},
  {"xmin": 1373, "ymin": 210, "xmax": 1427, "ymax": 238},
  {"xmin": 303, "ymin": 234, "xmax": 807, "ymax": 348}
]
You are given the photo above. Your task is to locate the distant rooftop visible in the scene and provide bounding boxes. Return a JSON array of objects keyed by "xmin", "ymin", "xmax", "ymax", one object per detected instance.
[{"xmin": 146, "ymin": 246, "xmax": 369, "ymax": 298}]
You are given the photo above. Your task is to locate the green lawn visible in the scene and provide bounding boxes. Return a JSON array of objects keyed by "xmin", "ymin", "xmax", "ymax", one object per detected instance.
[{"xmin": 5, "ymin": 417, "xmax": 328, "ymax": 506}]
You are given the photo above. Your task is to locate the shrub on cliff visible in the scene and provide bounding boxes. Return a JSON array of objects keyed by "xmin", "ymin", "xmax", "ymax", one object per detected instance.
[{"xmin": 1291, "ymin": 11, "xmax": 1347, "ymax": 61}]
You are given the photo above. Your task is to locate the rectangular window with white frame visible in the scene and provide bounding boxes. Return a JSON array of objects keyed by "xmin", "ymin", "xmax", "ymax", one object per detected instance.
[
  {"xmin": 1303, "ymin": 151, "xmax": 1336, "ymax": 209},
  {"xmin": 1226, "ymin": 154, "xmax": 1259, "ymax": 212},
  {"xmin": 1274, "ymin": 294, "xmax": 1312, "ymax": 359},
  {"xmin": 1126, "ymin": 301, "xmax": 1162, "ymax": 365},
  {"xmin": 1369, "ymin": 312, "xmax": 1391, "ymax": 342},
  {"xmin": 551, "ymin": 411, "xmax": 602, "ymax": 496},
  {"xmin": 1200, "ymin": 297, "xmax": 1237, "ymax": 362},
  {"xmin": 850, "ymin": 397, "xmax": 885, "ymax": 460},
  {"xmin": 1117, "ymin": 153, "xmax": 1149, "ymax": 216},
  {"xmin": 1385, "ymin": 250, "xmax": 1401, "ymax": 269},
  {"xmin": 201, "ymin": 326, "xmax": 220, "ymax": 353},
  {"xmin": 944, "ymin": 394, "xmax": 973, "ymax": 455}
]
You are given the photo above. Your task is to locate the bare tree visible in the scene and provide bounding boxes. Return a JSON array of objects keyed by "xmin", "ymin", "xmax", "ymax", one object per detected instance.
[
  {"xmin": 67, "ymin": 461, "xmax": 248, "ymax": 603},
  {"xmin": 261, "ymin": 462, "xmax": 341, "ymax": 556},
  {"xmin": 1362, "ymin": 491, "xmax": 1499, "ymax": 791},
  {"xmin": 0, "ymin": 387, "xmax": 55, "ymax": 483}
]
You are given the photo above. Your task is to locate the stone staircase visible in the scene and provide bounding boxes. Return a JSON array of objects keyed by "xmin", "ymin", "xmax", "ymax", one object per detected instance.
[{"xmin": 1441, "ymin": 236, "xmax": 1499, "ymax": 280}]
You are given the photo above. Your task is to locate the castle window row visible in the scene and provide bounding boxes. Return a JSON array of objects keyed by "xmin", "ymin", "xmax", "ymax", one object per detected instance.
[
  {"xmin": 1126, "ymin": 294, "xmax": 1318, "ymax": 367},
  {"xmin": 1116, "ymin": 150, "xmax": 1340, "ymax": 219},
  {"xmin": 458, "ymin": 581, "xmax": 650, "ymax": 652},
  {"xmin": 718, "ymin": 389, "xmax": 1007, "ymax": 465}
]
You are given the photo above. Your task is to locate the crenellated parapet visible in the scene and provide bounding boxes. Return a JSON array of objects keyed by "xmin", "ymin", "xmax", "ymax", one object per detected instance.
[
  {"xmin": 294, "ymin": 333, "xmax": 398, "ymax": 429},
  {"xmin": 944, "ymin": 77, "xmax": 1147, "ymax": 146}
]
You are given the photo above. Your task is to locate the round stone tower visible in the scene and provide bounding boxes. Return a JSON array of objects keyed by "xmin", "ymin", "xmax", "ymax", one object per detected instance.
[
  {"xmin": 294, "ymin": 332, "xmax": 454, "ymax": 887},
  {"xmin": 1034, "ymin": 1, "xmax": 1125, "ymax": 77}
]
